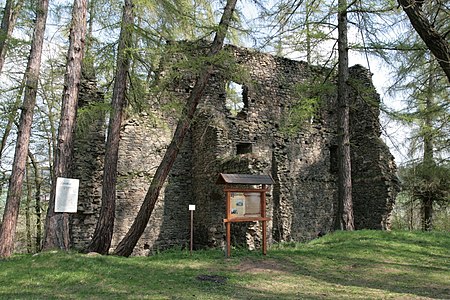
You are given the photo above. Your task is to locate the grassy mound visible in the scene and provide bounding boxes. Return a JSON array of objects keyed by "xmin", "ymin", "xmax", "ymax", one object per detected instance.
[{"xmin": 1, "ymin": 230, "xmax": 448, "ymax": 299}]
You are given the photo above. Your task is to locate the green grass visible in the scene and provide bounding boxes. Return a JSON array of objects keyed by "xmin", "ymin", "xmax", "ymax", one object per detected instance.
[{"xmin": 0, "ymin": 230, "xmax": 449, "ymax": 299}]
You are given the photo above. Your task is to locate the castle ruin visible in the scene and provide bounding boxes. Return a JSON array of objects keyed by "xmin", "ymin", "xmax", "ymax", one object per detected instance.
[{"xmin": 70, "ymin": 44, "xmax": 400, "ymax": 255}]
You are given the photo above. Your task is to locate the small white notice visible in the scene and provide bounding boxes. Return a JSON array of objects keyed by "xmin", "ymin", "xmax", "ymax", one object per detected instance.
[
  {"xmin": 189, "ymin": 205, "xmax": 196, "ymax": 211},
  {"xmin": 55, "ymin": 177, "xmax": 79, "ymax": 213}
]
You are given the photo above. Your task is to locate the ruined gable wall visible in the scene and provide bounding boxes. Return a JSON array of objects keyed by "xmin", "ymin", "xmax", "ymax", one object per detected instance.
[
  {"xmin": 190, "ymin": 45, "xmax": 339, "ymax": 248},
  {"xmin": 189, "ymin": 46, "xmax": 398, "ymax": 248}
]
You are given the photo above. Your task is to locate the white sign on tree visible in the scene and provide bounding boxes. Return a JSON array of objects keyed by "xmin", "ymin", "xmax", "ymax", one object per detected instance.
[{"xmin": 55, "ymin": 177, "xmax": 79, "ymax": 213}]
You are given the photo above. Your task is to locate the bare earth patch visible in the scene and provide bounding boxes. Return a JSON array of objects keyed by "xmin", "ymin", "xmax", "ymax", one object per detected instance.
[{"xmin": 233, "ymin": 258, "xmax": 296, "ymax": 274}]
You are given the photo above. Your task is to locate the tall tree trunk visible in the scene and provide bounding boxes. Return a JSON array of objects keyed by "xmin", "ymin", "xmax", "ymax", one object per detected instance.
[
  {"xmin": 0, "ymin": 0, "xmax": 49, "ymax": 258},
  {"xmin": 0, "ymin": 0, "xmax": 23, "ymax": 74},
  {"xmin": 42, "ymin": 0, "xmax": 87, "ymax": 251},
  {"xmin": 421, "ymin": 62, "xmax": 435, "ymax": 231},
  {"xmin": 86, "ymin": 0, "xmax": 133, "ymax": 254},
  {"xmin": 114, "ymin": 0, "xmax": 238, "ymax": 257},
  {"xmin": 397, "ymin": 0, "xmax": 450, "ymax": 82},
  {"xmin": 28, "ymin": 150, "xmax": 43, "ymax": 251},
  {"xmin": 334, "ymin": 0, "xmax": 354, "ymax": 231},
  {"xmin": 25, "ymin": 157, "xmax": 33, "ymax": 253}
]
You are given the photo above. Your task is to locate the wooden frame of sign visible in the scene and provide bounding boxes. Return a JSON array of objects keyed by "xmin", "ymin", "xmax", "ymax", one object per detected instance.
[{"xmin": 216, "ymin": 173, "xmax": 273, "ymax": 257}]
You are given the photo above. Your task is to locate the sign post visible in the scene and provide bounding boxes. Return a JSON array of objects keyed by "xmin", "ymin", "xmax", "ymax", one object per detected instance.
[{"xmin": 189, "ymin": 205, "xmax": 196, "ymax": 255}]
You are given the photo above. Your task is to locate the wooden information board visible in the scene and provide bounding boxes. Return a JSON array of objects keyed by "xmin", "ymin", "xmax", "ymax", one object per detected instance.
[{"xmin": 217, "ymin": 173, "xmax": 273, "ymax": 257}]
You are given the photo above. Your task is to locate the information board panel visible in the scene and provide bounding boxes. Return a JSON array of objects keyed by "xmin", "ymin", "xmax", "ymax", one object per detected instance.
[
  {"xmin": 55, "ymin": 177, "xmax": 79, "ymax": 213},
  {"xmin": 229, "ymin": 192, "xmax": 261, "ymax": 218}
]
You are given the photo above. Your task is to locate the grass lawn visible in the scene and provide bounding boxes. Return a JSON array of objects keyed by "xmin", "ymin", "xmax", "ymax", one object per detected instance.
[{"xmin": 0, "ymin": 230, "xmax": 449, "ymax": 299}]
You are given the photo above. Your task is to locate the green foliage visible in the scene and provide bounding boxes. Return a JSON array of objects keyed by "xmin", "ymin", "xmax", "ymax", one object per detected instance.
[
  {"xmin": 152, "ymin": 40, "xmax": 248, "ymax": 118},
  {"xmin": 400, "ymin": 162, "xmax": 450, "ymax": 207},
  {"xmin": 281, "ymin": 77, "xmax": 334, "ymax": 135},
  {"xmin": 259, "ymin": 0, "xmax": 339, "ymax": 65},
  {"xmin": 281, "ymin": 96, "xmax": 321, "ymax": 134},
  {"xmin": 75, "ymin": 102, "xmax": 110, "ymax": 137},
  {"xmin": 394, "ymin": 161, "xmax": 449, "ymax": 231},
  {"xmin": 390, "ymin": 191, "xmax": 420, "ymax": 230},
  {"xmin": 0, "ymin": 231, "xmax": 448, "ymax": 299}
]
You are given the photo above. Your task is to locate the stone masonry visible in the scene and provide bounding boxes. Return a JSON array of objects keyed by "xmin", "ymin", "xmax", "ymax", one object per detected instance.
[{"xmin": 70, "ymin": 43, "xmax": 400, "ymax": 255}]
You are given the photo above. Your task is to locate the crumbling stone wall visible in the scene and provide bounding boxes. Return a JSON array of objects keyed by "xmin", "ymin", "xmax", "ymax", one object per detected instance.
[
  {"xmin": 70, "ymin": 74, "xmax": 106, "ymax": 250},
  {"xmin": 113, "ymin": 112, "xmax": 193, "ymax": 255},
  {"xmin": 70, "ymin": 44, "xmax": 399, "ymax": 255},
  {"xmin": 348, "ymin": 66, "xmax": 399, "ymax": 230}
]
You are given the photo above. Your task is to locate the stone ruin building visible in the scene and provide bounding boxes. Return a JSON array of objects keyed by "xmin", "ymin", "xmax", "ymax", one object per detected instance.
[{"xmin": 70, "ymin": 43, "xmax": 400, "ymax": 255}]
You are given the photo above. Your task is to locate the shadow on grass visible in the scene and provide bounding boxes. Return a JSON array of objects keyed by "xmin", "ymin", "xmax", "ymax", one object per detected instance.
[{"xmin": 0, "ymin": 251, "xmax": 324, "ymax": 300}]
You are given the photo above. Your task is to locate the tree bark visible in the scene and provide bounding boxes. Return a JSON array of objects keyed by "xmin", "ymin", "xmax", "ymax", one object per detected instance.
[
  {"xmin": 114, "ymin": 0, "xmax": 238, "ymax": 257},
  {"xmin": 0, "ymin": 0, "xmax": 23, "ymax": 74},
  {"xmin": 86, "ymin": 0, "xmax": 133, "ymax": 254},
  {"xmin": 422, "ymin": 198, "xmax": 433, "ymax": 231},
  {"xmin": 25, "ymin": 157, "xmax": 33, "ymax": 253},
  {"xmin": 42, "ymin": 0, "xmax": 87, "ymax": 251},
  {"xmin": 28, "ymin": 150, "xmax": 43, "ymax": 251},
  {"xmin": 421, "ymin": 64, "xmax": 435, "ymax": 231},
  {"xmin": 334, "ymin": 0, "xmax": 354, "ymax": 231},
  {"xmin": 397, "ymin": 0, "xmax": 450, "ymax": 82},
  {"xmin": 0, "ymin": 0, "xmax": 49, "ymax": 258}
]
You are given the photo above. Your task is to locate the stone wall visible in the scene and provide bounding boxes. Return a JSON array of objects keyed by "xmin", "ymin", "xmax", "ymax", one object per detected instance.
[
  {"xmin": 70, "ymin": 44, "xmax": 400, "ymax": 255},
  {"xmin": 348, "ymin": 66, "xmax": 399, "ymax": 230},
  {"xmin": 70, "ymin": 74, "xmax": 106, "ymax": 249}
]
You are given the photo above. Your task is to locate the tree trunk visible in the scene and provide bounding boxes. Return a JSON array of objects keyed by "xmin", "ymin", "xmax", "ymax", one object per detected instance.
[
  {"xmin": 86, "ymin": 0, "xmax": 133, "ymax": 254},
  {"xmin": 422, "ymin": 198, "xmax": 433, "ymax": 231},
  {"xmin": 114, "ymin": 0, "xmax": 238, "ymax": 257},
  {"xmin": 42, "ymin": 0, "xmax": 87, "ymax": 251},
  {"xmin": 25, "ymin": 158, "xmax": 33, "ymax": 253},
  {"xmin": 0, "ymin": 0, "xmax": 23, "ymax": 74},
  {"xmin": 397, "ymin": 0, "xmax": 450, "ymax": 82},
  {"xmin": 0, "ymin": 0, "xmax": 49, "ymax": 258},
  {"xmin": 28, "ymin": 150, "xmax": 43, "ymax": 251},
  {"xmin": 421, "ymin": 62, "xmax": 435, "ymax": 232},
  {"xmin": 334, "ymin": 0, "xmax": 354, "ymax": 231}
]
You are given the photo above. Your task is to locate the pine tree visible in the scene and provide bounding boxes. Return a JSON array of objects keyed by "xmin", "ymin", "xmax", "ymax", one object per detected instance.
[
  {"xmin": 0, "ymin": 0, "xmax": 24, "ymax": 74},
  {"xmin": 85, "ymin": 0, "xmax": 133, "ymax": 254},
  {"xmin": 42, "ymin": 0, "xmax": 87, "ymax": 251},
  {"xmin": 0, "ymin": 0, "xmax": 49, "ymax": 258},
  {"xmin": 335, "ymin": 0, "xmax": 354, "ymax": 230},
  {"xmin": 397, "ymin": 0, "xmax": 450, "ymax": 82}
]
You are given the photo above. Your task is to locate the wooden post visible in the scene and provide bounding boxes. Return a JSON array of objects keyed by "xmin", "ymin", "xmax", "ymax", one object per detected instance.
[
  {"xmin": 226, "ymin": 191, "xmax": 231, "ymax": 257},
  {"xmin": 261, "ymin": 185, "xmax": 267, "ymax": 255},
  {"xmin": 189, "ymin": 204, "xmax": 195, "ymax": 255},
  {"xmin": 190, "ymin": 209, "xmax": 193, "ymax": 255},
  {"xmin": 226, "ymin": 222, "xmax": 231, "ymax": 257}
]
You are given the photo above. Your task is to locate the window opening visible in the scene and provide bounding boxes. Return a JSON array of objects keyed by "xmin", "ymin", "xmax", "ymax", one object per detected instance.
[
  {"xmin": 236, "ymin": 142, "xmax": 252, "ymax": 154},
  {"xmin": 226, "ymin": 81, "xmax": 248, "ymax": 116}
]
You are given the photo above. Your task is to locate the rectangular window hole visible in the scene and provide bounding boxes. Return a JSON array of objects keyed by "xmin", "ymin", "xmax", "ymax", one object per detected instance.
[{"xmin": 236, "ymin": 142, "xmax": 253, "ymax": 154}]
